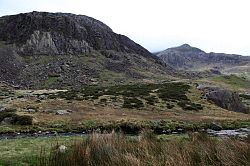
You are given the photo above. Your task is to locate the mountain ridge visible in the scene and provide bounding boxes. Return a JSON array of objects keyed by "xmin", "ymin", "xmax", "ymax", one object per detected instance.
[{"xmin": 157, "ymin": 44, "xmax": 250, "ymax": 73}]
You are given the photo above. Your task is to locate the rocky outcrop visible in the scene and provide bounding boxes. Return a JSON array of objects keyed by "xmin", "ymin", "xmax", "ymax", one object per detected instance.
[
  {"xmin": 0, "ymin": 12, "xmax": 173, "ymax": 88},
  {"xmin": 205, "ymin": 88, "xmax": 247, "ymax": 113},
  {"xmin": 18, "ymin": 30, "xmax": 92, "ymax": 55},
  {"xmin": 0, "ymin": 11, "xmax": 158, "ymax": 61}
]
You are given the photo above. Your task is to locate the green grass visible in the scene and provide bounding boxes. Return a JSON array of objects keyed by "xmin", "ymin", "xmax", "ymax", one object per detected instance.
[
  {"xmin": 0, "ymin": 41, "xmax": 6, "ymax": 48},
  {"xmin": 99, "ymin": 69, "xmax": 130, "ymax": 85},
  {"xmin": 40, "ymin": 132, "xmax": 250, "ymax": 166},
  {"xmin": 211, "ymin": 74, "xmax": 250, "ymax": 90},
  {"xmin": 0, "ymin": 136, "xmax": 84, "ymax": 166},
  {"xmin": 1, "ymin": 132, "xmax": 249, "ymax": 166},
  {"xmin": 44, "ymin": 76, "xmax": 59, "ymax": 87}
]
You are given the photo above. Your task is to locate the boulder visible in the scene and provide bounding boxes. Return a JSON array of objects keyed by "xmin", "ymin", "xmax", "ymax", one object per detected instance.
[
  {"xmin": 1, "ymin": 117, "xmax": 13, "ymax": 125},
  {"xmin": 23, "ymin": 109, "xmax": 37, "ymax": 113},
  {"xmin": 56, "ymin": 109, "xmax": 72, "ymax": 115},
  {"xmin": 58, "ymin": 145, "xmax": 67, "ymax": 153},
  {"xmin": 206, "ymin": 89, "xmax": 247, "ymax": 113},
  {"xmin": 0, "ymin": 106, "xmax": 5, "ymax": 112},
  {"xmin": 210, "ymin": 122, "xmax": 222, "ymax": 131}
]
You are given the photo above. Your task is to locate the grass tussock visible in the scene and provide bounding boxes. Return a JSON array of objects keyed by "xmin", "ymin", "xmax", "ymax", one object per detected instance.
[{"xmin": 38, "ymin": 132, "xmax": 250, "ymax": 166}]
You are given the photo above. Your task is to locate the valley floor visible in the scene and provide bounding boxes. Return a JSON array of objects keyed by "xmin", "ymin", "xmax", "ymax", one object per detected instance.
[
  {"xmin": 0, "ymin": 82, "xmax": 249, "ymax": 134},
  {"xmin": 0, "ymin": 81, "xmax": 249, "ymax": 166}
]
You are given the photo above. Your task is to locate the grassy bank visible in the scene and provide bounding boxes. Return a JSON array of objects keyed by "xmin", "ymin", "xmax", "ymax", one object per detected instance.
[
  {"xmin": 206, "ymin": 74, "xmax": 250, "ymax": 91},
  {"xmin": 0, "ymin": 136, "xmax": 83, "ymax": 166},
  {"xmin": 42, "ymin": 132, "xmax": 250, "ymax": 166},
  {"xmin": 1, "ymin": 132, "xmax": 249, "ymax": 166}
]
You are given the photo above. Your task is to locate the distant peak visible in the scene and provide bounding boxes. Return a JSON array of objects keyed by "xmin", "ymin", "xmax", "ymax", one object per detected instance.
[
  {"xmin": 180, "ymin": 44, "xmax": 191, "ymax": 48},
  {"xmin": 170, "ymin": 44, "xmax": 205, "ymax": 53}
]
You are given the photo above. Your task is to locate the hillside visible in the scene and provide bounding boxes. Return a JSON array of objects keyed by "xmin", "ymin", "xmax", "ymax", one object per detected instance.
[
  {"xmin": 0, "ymin": 11, "xmax": 174, "ymax": 89},
  {"xmin": 157, "ymin": 44, "xmax": 250, "ymax": 76}
]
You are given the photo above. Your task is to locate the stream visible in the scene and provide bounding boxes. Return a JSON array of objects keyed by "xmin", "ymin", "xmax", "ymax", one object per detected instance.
[{"xmin": 0, "ymin": 128, "xmax": 249, "ymax": 140}]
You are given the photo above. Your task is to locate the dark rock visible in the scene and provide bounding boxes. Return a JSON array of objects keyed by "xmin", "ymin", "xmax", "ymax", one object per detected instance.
[
  {"xmin": 210, "ymin": 122, "xmax": 222, "ymax": 131},
  {"xmin": 1, "ymin": 117, "xmax": 13, "ymax": 125},
  {"xmin": 0, "ymin": 11, "xmax": 157, "ymax": 60},
  {"xmin": 0, "ymin": 107, "xmax": 17, "ymax": 112},
  {"xmin": 206, "ymin": 89, "xmax": 247, "ymax": 113}
]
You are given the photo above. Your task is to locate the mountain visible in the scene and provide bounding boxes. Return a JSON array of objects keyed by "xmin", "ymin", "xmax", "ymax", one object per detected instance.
[
  {"xmin": 157, "ymin": 44, "xmax": 250, "ymax": 76},
  {"xmin": 0, "ymin": 11, "xmax": 174, "ymax": 89}
]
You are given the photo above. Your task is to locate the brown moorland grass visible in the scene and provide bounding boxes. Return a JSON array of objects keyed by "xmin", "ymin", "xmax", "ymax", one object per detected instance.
[{"xmin": 38, "ymin": 131, "xmax": 250, "ymax": 166}]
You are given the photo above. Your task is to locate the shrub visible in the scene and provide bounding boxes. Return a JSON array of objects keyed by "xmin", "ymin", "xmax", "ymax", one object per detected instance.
[
  {"xmin": 177, "ymin": 101, "xmax": 203, "ymax": 111},
  {"xmin": 0, "ymin": 112, "xmax": 32, "ymax": 125},
  {"xmin": 144, "ymin": 96, "xmax": 158, "ymax": 105},
  {"xmin": 122, "ymin": 97, "xmax": 144, "ymax": 109},
  {"xmin": 239, "ymin": 94, "xmax": 250, "ymax": 100},
  {"xmin": 0, "ymin": 112, "xmax": 16, "ymax": 122},
  {"xmin": 13, "ymin": 115, "xmax": 33, "ymax": 125},
  {"xmin": 166, "ymin": 103, "xmax": 175, "ymax": 109},
  {"xmin": 100, "ymin": 98, "xmax": 107, "ymax": 103}
]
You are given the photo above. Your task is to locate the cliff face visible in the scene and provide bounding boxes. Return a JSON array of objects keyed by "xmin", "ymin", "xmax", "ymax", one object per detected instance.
[
  {"xmin": 0, "ymin": 12, "xmax": 172, "ymax": 88},
  {"xmin": 0, "ymin": 11, "xmax": 157, "ymax": 60}
]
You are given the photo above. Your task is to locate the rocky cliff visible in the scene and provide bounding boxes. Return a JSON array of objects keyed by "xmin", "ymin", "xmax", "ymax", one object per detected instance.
[
  {"xmin": 0, "ymin": 11, "xmax": 158, "ymax": 60},
  {"xmin": 0, "ymin": 11, "xmax": 173, "ymax": 88}
]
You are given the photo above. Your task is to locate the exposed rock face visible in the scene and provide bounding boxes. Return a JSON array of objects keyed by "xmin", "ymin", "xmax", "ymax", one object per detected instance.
[
  {"xmin": 18, "ymin": 30, "xmax": 92, "ymax": 55},
  {"xmin": 0, "ymin": 11, "xmax": 157, "ymax": 60},
  {"xmin": 0, "ymin": 46, "xmax": 24, "ymax": 81},
  {"xmin": 158, "ymin": 44, "xmax": 250, "ymax": 72},
  {"xmin": 0, "ymin": 12, "xmax": 172, "ymax": 88},
  {"xmin": 206, "ymin": 89, "xmax": 247, "ymax": 113}
]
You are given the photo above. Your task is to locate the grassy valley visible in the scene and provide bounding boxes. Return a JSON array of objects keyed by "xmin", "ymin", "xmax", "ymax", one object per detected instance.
[{"xmin": 0, "ymin": 11, "xmax": 250, "ymax": 166}]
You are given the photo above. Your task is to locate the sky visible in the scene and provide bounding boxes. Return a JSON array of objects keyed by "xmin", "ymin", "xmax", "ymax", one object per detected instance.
[{"xmin": 0, "ymin": 0, "xmax": 250, "ymax": 55}]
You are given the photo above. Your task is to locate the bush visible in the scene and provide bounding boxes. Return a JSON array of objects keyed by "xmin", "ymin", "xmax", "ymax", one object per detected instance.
[
  {"xmin": 144, "ymin": 96, "xmax": 158, "ymax": 105},
  {"xmin": 239, "ymin": 94, "xmax": 250, "ymax": 100},
  {"xmin": 166, "ymin": 103, "xmax": 175, "ymax": 109},
  {"xmin": 100, "ymin": 98, "xmax": 107, "ymax": 103},
  {"xmin": 13, "ymin": 115, "xmax": 33, "ymax": 125},
  {"xmin": 122, "ymin": 97, "xmax": 144, "ymax": 109},
  {"xmin": 0, "ymin": 112, "xmax": 16, "ymax": 122},
  {"xmin": 0, "ymin": 112, "xmax": 32, "ymax": 125},
  {"xmin": 177, "ymin": 101, "xmax": 203, "ymax": 111}
]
